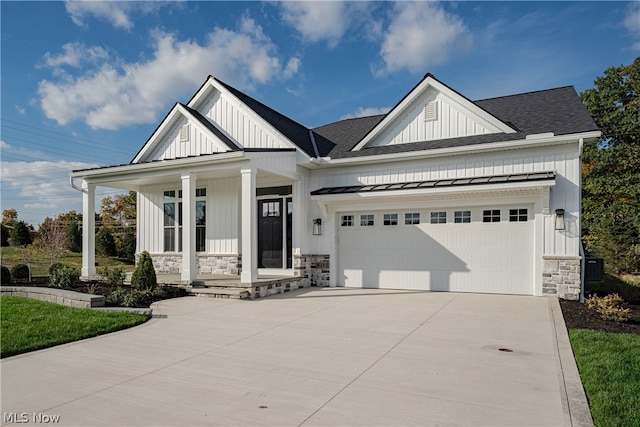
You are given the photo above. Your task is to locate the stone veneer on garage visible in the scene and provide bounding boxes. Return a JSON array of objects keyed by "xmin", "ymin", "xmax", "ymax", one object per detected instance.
[{"xmin": 542, "ymin": 256, "xmax": 581, "ymax": 300}]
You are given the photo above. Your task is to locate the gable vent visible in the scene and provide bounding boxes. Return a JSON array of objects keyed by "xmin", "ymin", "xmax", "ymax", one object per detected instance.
[
  {"xmin": 424, "ymin": 101, "xmax": 437, "ymax": 121},
  {"xmin": 179, "ymin": 124, "xmax": 190, "ymax": 143}
]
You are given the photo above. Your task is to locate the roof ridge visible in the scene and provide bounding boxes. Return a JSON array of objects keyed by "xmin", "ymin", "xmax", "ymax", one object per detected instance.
[{"xmin": 474, "ymin": 85, "xmax": 575, "ymax": 102}]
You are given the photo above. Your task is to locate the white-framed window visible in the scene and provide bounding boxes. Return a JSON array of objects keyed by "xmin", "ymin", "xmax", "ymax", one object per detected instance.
[
  {"xmin": 360, "ymin": 214, "xmax": 374, "ymax": 226},
  {"xmin": 454, "ymin": 210, "xmax": 471, "ymax": 223},
  {"xmin": 430, "ymin": 211, "xmax": 447, "ymax": 224},
  {"xmin": 383, "ymin": 213, "xmax": 398, "ymax": 226},
  {"xmin": 163, "ymin": 188, "xmax": 207, "ymax": 252},
  {"xmin": 405, "ymin": 212, "xmax": 420, "ymax": 225},
  {"xmin": 509, "ymin": 208, "xmax": 528, "ymax": 222},
  {"xmin": 483, "ymin": 209, "xmax": 501, "ymax": 223},
  {"xmin": 341, "ymin": 215, "xmax": 354, "ymax": 227}
]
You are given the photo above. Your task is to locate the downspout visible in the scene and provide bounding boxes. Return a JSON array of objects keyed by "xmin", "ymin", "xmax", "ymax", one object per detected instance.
[{"xmin": 578, "ymin": 138, "xmax": 585, "ymax": 303}]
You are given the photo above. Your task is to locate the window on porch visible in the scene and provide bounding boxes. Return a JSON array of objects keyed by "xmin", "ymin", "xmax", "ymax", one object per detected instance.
[{"xmin": 163, "ymin": 188, "xmax": 206, "ymax": 252}]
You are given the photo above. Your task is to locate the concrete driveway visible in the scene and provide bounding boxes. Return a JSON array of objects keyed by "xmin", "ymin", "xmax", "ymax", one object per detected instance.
[{"xmin": 1, "ymin": 288, "xmax": 591, "ymax": 426}]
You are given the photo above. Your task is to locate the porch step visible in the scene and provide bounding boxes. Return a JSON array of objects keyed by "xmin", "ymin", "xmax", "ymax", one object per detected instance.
[{"xmin": 187, "ymin": 287, "xmax": 250, "ymax": 299}]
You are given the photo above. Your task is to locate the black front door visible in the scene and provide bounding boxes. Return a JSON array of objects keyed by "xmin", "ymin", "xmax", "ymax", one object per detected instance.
[{"xmin": 258, "ymin": 199, "xmax": 283, "ymax": 268}]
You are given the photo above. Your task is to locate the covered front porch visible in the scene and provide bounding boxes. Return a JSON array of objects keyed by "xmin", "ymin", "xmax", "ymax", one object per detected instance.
[{"xmin": 71, "ymin": 150, "xmax": 316, "ymax": 287}]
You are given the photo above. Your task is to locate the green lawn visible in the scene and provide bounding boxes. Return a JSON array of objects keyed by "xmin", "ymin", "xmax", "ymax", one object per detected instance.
[
  {"xmin": 1, "ymin": 296, "xmax": 148, "ymax": 358},
  {"xmin": 1, "ymin": 247, "xmax": 134, "ymax": 276},
  {"xmin": 569, "ymin": 329, "xmax": 640, "ymax": 427}
]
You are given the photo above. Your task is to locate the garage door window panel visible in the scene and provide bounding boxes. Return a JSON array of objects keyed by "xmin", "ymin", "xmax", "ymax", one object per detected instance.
[
  {"xmin": 383, "ymin": 214, "xmax": 398, "ymax": 226},
  {"xmin": 341, "ymin": 215, "xmax": 354, "ymax": 227},
  {"xmin": 509, "ymin": 209, "xmax": 528, "ymax": 222},
  {"xmin": 360, "ymin": 214, "xmax": 374, "ymax": 226},
  {"xmin": 431, "ymin": 211, "xmax": 447, "ymax": 224},
  {"xmin": 454, "ymin": 211, "xmax": 471, "ymax": 223},
  {"xmin": 483, "ymin": 209, "xmax": 501, "ymax": 223},
  {"xmin": 405, "ymin": 213, "xmax": 420, "ymax": 225}
]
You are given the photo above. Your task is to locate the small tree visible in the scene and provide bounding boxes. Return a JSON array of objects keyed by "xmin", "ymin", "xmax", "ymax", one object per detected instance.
[
  {"xmin": 119, "ymin": 227, "xmax": 136, "ymax": 262},
  {"xmin": 1, "ymin": 224, "xmax": 9, "ymax": 247},
  {"xmin": 96, "ymin": 227, "xmax": 117, "ymax": 257},
  {"xmin": 10, "ymin": 221, "xmax": 32, "ymax": 247},
  {"xmin": 65, "ymin": 221, "xmax": 82, "ymax": 252},
  {"xmin": 37, "ymin": 218, "xmax": 68, "ymax": 266},
  {"xmin": 131, "ymin": 251, "xmax": 157, "ymax": 290}
]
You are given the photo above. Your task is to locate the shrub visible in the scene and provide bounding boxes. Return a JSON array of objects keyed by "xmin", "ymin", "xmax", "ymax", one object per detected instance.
[
  {"xmin": 131, "ymin": 251, "xmax": 157, "ymax": 290},
  {"xmin": 106, "ymin": 288, "xmax": 129, "ymax": 306},
  {"xmin": 48, "ymin": 262, "xmax": 65, "ymax": 276},
  {"xmin": 65, "ymin": 222, "xmax": 82, "ymax": 252},
  {"xmin": 1, "ymin": 266, "xmax": 11, "ymax": 284},
  {"xmin": 586, "ymin": 293, "xmax": 630, "ymax": 322},
  {"xmin": 50, "ymin": 264, "xmax": 80, "ymax": 288},
  {"xmin": 123, "ymin": 289, "xmax": 154, "ymax": 308},
  {"xmin": 98, "ymin": 266, "xmax": 126, "ymax": 286},
  {"xmin": 11, "ymin": 264, "xmax": 29, "ymax": 280}
]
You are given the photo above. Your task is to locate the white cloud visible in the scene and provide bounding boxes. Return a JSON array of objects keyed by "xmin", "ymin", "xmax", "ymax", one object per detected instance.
[
  {"xmin": 279, "ymin": 1, "xmax": 352, "ymax": 48},
  {"xmin": 377, "ymin": 2, "xmax": 472, "ymax": 75},
  {"xmin": 64, "ymin": 1, "xmax": 173, "ymax": 30},
  {"xmin": 40, "ymin": 42, "xmax": 109, "ymax": 68},
  {"xmin": 66, "ymin": 1, "xmax": 134, "ymax": 30},
  {"xmin": 0, "ymin": 160, "xmax": 99, "ymax": 211},
  {"xmin": 0, "ymin": 140, "xmax": 9, "ymax": 149},
  {"xmin": 341, "ymin": 106, "xmax": 390, "ymax": 120},
  {"xmin": 624, "ymin": 2, "xmax": 640, "ymax": 50},
  {"xmin": 38, "ymin": 18, "xmax": 299, "ymax": 130}
]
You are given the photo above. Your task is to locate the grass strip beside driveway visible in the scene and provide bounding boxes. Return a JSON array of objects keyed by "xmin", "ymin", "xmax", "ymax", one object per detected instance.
[
  {"xmin": 1, "ymin": 296, "xmax": 148, "ymax": 358},
  {"xmin": 569, "ymin": 329, "xmax": 640, "ymax": 427}
]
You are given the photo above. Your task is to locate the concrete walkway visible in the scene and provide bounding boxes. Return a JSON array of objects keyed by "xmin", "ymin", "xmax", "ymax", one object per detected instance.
[{"xmin": 1, "ymin": 288, "xmax": 591, "ymax": 426}]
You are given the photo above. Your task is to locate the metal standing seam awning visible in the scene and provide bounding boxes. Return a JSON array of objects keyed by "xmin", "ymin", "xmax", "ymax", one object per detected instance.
[{"xmin": 310, "ymin": 171, "xmax": 556, "ymax": 196}]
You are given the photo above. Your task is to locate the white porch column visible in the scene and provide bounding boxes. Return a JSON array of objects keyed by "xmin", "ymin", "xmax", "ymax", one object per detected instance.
[
  {"xmin": 181, "ymin": 173, "xmax": 197, "ymax": 282},
  {"xmin": 81, "ymin": 180, "xmax": 96, "ymax": 277},
  {"xmin": 240, "ymin": 167, "xmax": 257, "ymax": 284}
]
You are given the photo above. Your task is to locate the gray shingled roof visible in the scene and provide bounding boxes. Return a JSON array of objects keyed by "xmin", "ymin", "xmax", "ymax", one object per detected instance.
[
  {"xmin": 208, "ymin": 76, "xmax": 598, "ymax": 160},
  {"xmin": 312, "ymin": 86, "xmax": 598, "ymax": 159}
]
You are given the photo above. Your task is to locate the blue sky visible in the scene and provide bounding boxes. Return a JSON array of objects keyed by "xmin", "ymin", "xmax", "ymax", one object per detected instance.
[{"xmin": 1, "ymin": 1, "xmax": 638, "ymax": 227}]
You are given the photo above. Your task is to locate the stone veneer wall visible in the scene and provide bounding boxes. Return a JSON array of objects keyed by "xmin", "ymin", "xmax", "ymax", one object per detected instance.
[
  {"xmin": 294, "ymin": 254, "xmax": 330, "ymax": 287},
  {"xmin": 148, "ymin": 253, "xmax": 329, "ymax": 284},
  {"xmin": 149, "ymin": 254, "xmax": 240, "ymax": 275},
  {"xmin": 542, "ymin": 256, "xmax": 581, "ymax": 300}
]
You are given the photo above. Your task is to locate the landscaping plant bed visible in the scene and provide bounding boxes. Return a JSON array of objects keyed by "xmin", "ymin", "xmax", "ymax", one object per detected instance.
[
  {"xmin": 61, "ymin": 282, "xmax": 187, "ymax": 308},
  {"xmin": 560, "ymin": 299, "xmax": 640, "ymax": 336}
]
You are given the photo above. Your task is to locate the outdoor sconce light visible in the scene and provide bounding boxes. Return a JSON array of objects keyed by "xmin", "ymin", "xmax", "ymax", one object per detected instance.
[
  {"xmin": 312, "ymin": 218, "xmax": 322, "ymax": 235},
  {"xmin": 555, "ymin": 209, "xmax": 565, "ymax": 231}
]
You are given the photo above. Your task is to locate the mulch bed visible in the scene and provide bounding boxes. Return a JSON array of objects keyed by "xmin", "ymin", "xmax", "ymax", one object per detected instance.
[{"xmin": 560, "ymin": 299, "xmax": 640, "ymax": 336}]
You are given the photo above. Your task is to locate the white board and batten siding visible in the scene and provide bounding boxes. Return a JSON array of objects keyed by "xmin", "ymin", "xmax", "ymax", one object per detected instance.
[
  {"xmin": 137, "ymin": 177, "xmax": 239, "ymax": 254},
  {"xmin": 369, "ymin": 87, "xmax": 494, "ymax": 147},
  {"xmin": 200, "ymin": 90, "xmax": 292, "ymax": 151},
  {"xmin": 145, "ymin": 116, "xmax": 233, "ymax": 162}
]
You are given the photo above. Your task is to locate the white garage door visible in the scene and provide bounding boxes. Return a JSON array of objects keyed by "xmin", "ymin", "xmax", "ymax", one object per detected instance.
[{"xmin": 337, "ymin": 207, "xmax": 533, "ymax": 295}]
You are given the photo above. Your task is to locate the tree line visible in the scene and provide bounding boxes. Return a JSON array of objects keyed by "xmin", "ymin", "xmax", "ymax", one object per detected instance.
[{"xmin": 1, "ymin": 191, "xmax": 137, "ymax": 265}]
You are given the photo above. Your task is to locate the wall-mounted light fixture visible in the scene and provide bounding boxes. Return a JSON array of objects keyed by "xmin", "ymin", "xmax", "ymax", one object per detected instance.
[
  {"xmin": 555, "ymin": 209, "xmax": 565, "ymax": 231},
  {"xmin": 312, "ymin": 218, "xmax": 322, "ymax": 235}
]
